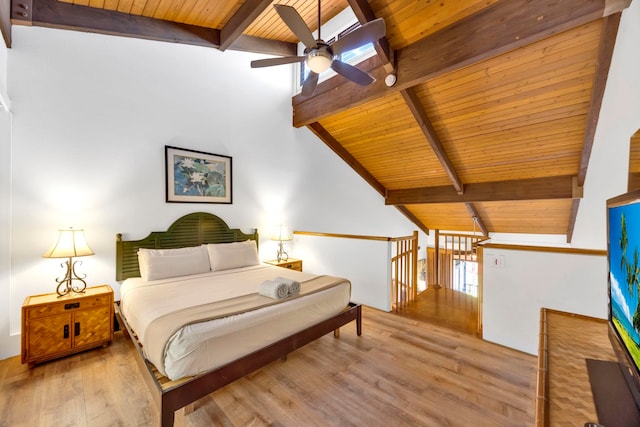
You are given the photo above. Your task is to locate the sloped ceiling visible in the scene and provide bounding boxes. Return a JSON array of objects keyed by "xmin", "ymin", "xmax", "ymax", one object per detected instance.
[{"xmin": 4, "ymin": 0, "xmax": 633, "ymax": 241}]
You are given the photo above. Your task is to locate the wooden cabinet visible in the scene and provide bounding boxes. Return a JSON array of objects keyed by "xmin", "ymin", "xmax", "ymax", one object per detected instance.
[
  {"xmin": 22, "ymin": 285, "xmax": 114, "ymax": 367},
  {"xmin": 265, "ymin": 258, "xmax": 303, "ymax": 272}
]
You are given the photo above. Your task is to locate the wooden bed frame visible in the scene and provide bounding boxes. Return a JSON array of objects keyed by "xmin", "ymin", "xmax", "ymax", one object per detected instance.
[{"xmin": 114, "ymin": 212, "xmax": 362, "ymax": 427}]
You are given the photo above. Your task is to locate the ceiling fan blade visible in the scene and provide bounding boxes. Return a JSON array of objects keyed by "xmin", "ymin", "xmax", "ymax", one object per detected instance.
[
  {"xmin": 251, "ymin": 56, "xmax": 305, "ymax": 68},
  {"xmin": 301, "ymin": 72, "xmax": 319, "ymax": 97},
  {"xmin": 274, "ymin": 4, "xmax": 318, "ymax": 49},
  {"xmin": 331, "ymin": 60, "xmax": 375, "ymax": 86},
  {"xmin": 331, "ymin": 18, "xmax": 386, "ymax": 56}
]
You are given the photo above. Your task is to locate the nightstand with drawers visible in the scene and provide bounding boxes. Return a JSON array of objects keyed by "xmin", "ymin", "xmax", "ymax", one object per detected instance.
[
  {"xmin": 21, "ymin": 284, "xmax": 114, "ymax": 367},
  {"xmin": 265, "ymin": 258, "xmax": 303, "ymax": 272}
]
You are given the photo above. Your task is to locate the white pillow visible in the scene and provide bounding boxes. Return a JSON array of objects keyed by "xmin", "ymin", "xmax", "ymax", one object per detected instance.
[
  {"xmin": 138, "ymin": 245, "xmax": 211, "ymax": 281},
  {"xmin": 206, "ymin": 240, "xmax": 260, "ymax": 271}
]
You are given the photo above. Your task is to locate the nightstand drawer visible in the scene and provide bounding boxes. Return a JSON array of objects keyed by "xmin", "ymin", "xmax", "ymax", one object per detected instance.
[
  {"xmin": 279, "ymin": 260, "xmax": 302, "ymax": 270},
  {"xmin": 25, "ymin": 294, "xmax": 111, "ymax": 319},
  {"xmin": 25, "ymin": 303, "xmax": 68, "ymax": 319},
  {"xmin": 265, "ymin": 259, "xmax": 302, "ymax": 272}
]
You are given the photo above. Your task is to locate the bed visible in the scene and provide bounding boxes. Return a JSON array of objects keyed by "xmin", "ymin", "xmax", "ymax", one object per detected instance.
[{"xmin": 114, "ymin": 212, "xmax": 362, "ymax": 427}]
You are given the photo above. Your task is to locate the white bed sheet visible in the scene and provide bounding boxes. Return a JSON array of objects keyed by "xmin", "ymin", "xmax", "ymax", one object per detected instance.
[{"xmin": 120, "ymin": 264, "xmax": 351, "ymax": 380}]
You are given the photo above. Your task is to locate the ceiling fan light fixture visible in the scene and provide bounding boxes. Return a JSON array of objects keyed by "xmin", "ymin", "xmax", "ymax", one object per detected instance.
[
  {"xmin": 251, "ymin": 3, "xmax": 385, "ymax": 94},
  {"xmin": 306, "ymin": 49, "xmax": 333, "ymax": 73}
]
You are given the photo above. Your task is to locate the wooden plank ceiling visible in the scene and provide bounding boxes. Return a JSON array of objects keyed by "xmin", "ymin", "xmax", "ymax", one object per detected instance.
[{"xmin": 6, "ymin": 0, "xmax": 633, "ymax": 241}]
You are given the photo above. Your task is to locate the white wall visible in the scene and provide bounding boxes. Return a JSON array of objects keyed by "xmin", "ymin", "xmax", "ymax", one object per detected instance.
[
  {"xmin": 0, "ymin": 33, "xmax": 13, "ymax": 360},
  {"xmin": 294, "ymin": 234, "xmax": 393, "ymax": 311},
  {"xmin": 483, "ymin": 248, "xmax": 606, "ymax": 354},
  {"xmin": 482, "ymin": 2, "xmax": 640, "ymax": 354},
  {"xmin": 0, "ymin": 26, "xmax": 417, "ymax": 359},
  {"xmin": 0, "ymin": 109, "xmax": 11, "ymax": 352}
]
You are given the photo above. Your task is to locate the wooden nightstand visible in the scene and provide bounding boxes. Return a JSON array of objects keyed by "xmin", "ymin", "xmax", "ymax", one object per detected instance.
[
  {"xmin": 265, "ymin": 258, "xmax": 303, "ymax": 272},
  {"xmin": 21, "ymin": 284, "xmax": 114, "ymax": 367}
]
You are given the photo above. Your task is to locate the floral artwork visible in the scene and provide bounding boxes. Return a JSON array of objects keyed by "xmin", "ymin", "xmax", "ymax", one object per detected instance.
[
  {"xmin": 165, "ymin": 146, "xmax": 232, "ymax": 203},
  {"xmin": 174, "ymin": 156, "xmax": 226, "ymax": 197}
]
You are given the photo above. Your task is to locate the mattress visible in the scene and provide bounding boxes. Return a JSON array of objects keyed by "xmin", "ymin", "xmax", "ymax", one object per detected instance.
[{"xmin": 120, "ymin": 264, "xmax": 351, "ymax": 380}]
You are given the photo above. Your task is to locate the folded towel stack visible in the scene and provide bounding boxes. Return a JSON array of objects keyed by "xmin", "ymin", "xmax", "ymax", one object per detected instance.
[
  {"xmin": 259, "ymin": 280, "xmax": 289, "ymax": 300},
  {"xmin": 259, "ymin": 276, "xmax": 302, "ymax": 300},
  {"xmin": 275, "ymin": 276, "xmax": 301, "ymax": 296}
]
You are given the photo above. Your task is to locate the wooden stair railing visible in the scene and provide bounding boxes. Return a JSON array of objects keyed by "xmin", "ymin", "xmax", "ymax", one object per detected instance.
[
  {"xmin": 428, "ymin": 232, "xmax": 485, "ymax": 291},
  {"xmin": 391, "ymin": 231, "xmax": 419, "ymax": 311},
  {"xmin": 293, "ymin": 230, "xmax": 419, "ymax": 312}
]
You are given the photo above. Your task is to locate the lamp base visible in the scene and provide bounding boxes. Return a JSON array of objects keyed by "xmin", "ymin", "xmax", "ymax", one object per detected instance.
[
  {"xmin": 55, "ymin": 258, "xmax": 88, "ymax": 297},
  {"xmin": 276, "ymin": 242, "xmax": 289, "ymax": 262}
]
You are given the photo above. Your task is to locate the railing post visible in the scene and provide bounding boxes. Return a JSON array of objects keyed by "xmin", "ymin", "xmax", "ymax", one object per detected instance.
[
  {"xmin": 394, "ymin": 240, "xmax": 399, "ymax": 311},
  {"xmin": 434, "ymin": 229, "xmax": 440, "ymax": 289},
  {"xmin": 412, "ymin": 230, "xmax": 418, "ymax": 301}
]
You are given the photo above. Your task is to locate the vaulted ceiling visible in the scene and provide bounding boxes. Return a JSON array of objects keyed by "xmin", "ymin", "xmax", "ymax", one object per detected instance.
[{"xmin": 2, "ymin": 0, "xmax": 633, "ymax": 241}]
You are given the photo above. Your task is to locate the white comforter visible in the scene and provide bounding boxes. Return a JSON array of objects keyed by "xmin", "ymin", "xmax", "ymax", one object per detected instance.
[{"xmin": 120, "ymin": 264, "xmax": 351, "ymax": 380}]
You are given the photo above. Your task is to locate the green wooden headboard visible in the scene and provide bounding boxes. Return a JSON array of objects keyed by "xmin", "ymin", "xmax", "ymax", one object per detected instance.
[{"xmin": 115, "ymin": 212, "xmax": 258, "ymax": 281}]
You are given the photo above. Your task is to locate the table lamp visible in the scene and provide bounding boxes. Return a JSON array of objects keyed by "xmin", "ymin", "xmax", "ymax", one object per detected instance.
[
  {"xmin": 43, "ymin": 228, "xmax": 94, "ymax": 297},
  {"xmin": 271, "ymin": 225, "xmax": 291, "ymax": 262}
]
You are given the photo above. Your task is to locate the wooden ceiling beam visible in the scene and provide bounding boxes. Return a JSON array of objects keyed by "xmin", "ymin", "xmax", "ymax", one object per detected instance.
[
  {"xmin": 346, "ymin": 0, "xmax": 379, "ymax": 33},
  {"xmin": 219, "ymin": 0, "xmax": 273, "ymax": 52},
  {"xmin": 578, "ymin": 12, "xmax": 622, "ymax": 187},
  {"xmin": 464, "ymin": 203, "xmax": 489, "ymax": 237},
  {"xmin": 1, "ymin": 0, "xmax": 11, "ymax": 47},
  {"xmin": 228, "ymin": 34, "xmax": 296, "ymax": 57},
  {"xmin": 346, "ymin": 0, "xmax": 394, "ymax": 74},
  {"xmin": 395, "ymin": 206, "xmax": 430, "ymax": 235},
  {"xmin": 400, "ymin": 88, "xmax": 463, "ymax": 194},
  {"xmin": 11, "ymin": 0, "xmax": 221, "ymax": 48},
  {"xmin": 293, "ymin": 0, "xmax": 632, "ymax": 127},
  {"xmin": 10, "ymin": 0, "xmax": 295, "ymax": 57},
  {"xmin": 386, "ymin": 175, "xmax": 578, "ymax": 205},
  {"xmin": 566, "ymin": 12, "xmax": 622, "ymax": 243}
]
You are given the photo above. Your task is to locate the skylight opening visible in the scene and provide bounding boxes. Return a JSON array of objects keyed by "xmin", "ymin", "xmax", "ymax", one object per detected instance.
[{"xmin": 295, "ymin": 12, "xmax": 376, "ymax": 94}]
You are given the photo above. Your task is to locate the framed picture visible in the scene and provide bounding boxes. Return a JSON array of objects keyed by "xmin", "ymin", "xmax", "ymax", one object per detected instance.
[{"xmin": 165, "ymin": 145, "xmax": 232, "ymax": 204}]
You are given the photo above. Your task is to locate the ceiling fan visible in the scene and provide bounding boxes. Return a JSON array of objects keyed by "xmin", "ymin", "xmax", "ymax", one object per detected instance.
[{"xmin": 250, "ymin": 1, "xmax": 386, "ymax": 97}]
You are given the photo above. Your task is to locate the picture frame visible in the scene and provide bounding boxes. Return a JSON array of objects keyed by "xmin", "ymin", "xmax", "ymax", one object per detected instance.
[{"xmin": 165, "ymin": 145, "xmax": 232, "ymax": 204}]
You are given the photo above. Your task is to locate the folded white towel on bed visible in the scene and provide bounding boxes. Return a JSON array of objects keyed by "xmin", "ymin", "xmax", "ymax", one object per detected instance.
[
  {"xmin": 259, "ymin": 280, "xmax": 289, "ymax": 300},
  {"xmin": 275, "ymin": 276, "xmax": 301, "ymax": 296}
]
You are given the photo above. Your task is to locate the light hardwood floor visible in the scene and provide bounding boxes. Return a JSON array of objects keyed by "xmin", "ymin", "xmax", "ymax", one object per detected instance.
[
  {"xmin": 396, "ymin": 286, "xmax": 479, "ymax": 335},
  {"xmin": 0, "ymin": 306, "xmax": 536, "ymax": 427}
]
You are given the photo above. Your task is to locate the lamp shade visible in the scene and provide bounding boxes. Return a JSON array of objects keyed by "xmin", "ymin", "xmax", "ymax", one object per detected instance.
[
  {"xmin": 271, "ymin": 225, "xmax": 292, "ymax": 242},
  {"xmin": 43, "ymin": 228, "xmax": 94, "ymax": 259}
]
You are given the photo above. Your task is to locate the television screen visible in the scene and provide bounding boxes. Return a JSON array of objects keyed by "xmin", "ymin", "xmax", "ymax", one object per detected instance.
[{"xmin": 607, "ymin": 191, "xmax": 640, "ymax": 417}]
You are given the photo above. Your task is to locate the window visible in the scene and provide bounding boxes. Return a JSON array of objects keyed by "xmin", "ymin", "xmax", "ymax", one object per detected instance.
[{"xmin": 453, "ymin": 259, "xmax": 479, "ymax": 297}]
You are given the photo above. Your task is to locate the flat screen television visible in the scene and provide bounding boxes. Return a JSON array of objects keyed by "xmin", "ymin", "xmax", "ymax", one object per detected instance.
[{"xmin": 605, "ymin": 189, "xmax": 640, "ymax": 423}]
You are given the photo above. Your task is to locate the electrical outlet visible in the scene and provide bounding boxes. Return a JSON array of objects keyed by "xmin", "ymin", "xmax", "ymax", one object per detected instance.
[{"xmin": 488, "ymin": 254, "xmax": 505, "ymax": 268}]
